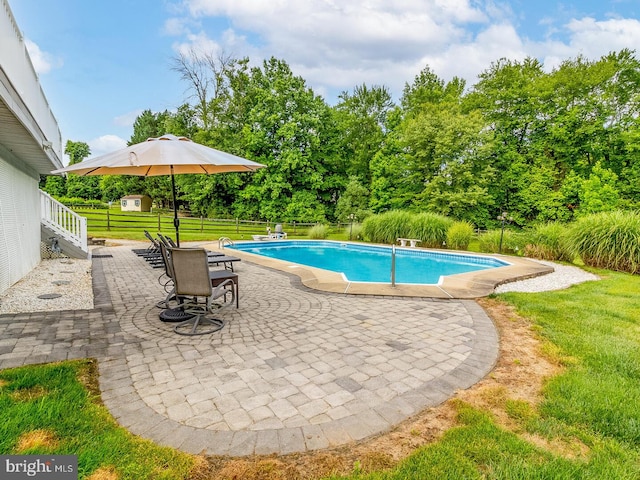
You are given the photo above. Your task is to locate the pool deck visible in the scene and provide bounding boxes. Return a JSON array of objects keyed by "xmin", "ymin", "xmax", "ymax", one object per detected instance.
[
  {"xmin": 214, "ymin": 241, "xmax": 553, "ymax": 299},
  {"xmin": 0, "ymin": 241, "xmax": 548, "ymax": 457}
]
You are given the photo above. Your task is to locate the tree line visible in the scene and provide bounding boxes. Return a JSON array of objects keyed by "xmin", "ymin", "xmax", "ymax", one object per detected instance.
[{"xmin": 42, "ymin": 49, "xmax": 640, "ymax": 229}]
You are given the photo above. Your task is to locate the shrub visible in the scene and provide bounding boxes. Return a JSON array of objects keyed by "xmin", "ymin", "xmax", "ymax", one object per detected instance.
[
  {"xmin": 523, "ymin": 222, "xmax": 573, "ymax": 262},
  {"xmin": 308, "ymin": 224, "xmax": 330, "ymax": 239},
  {"xmin": 409, "ymin": 213, "xmax": 453, "ymax": 248},
  {"xmin": 446, "ymin": 221, "xmax": 474, "ymax": 250},
  {"xmin": 57, "ymin": 197, "xmax": 109, "ymax": 209},
  {"xmin": 344, "ymin": 223, "xmax": 363, "ymax": 241},
  {"xmin": 479, "ymin": 229, "xmax": 526, "ymax": 255},
  {"xmin": 566, "ymin": 210, "xmax": 640, "ymax": 274},
  {"xmin": 362, "ymin": 211, "xmax": 413, "ymax": 243}
]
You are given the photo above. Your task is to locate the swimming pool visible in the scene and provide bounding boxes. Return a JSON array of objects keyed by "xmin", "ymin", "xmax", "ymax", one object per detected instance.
[{"xmin": 228, "ymin": 240, "xmax": 509, "ymax": 285}]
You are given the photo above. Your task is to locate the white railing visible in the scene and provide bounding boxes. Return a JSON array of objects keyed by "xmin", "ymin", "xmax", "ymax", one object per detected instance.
[{"xmin": 40, "ymin": 190, "xmax": 87, "ymax": 252}]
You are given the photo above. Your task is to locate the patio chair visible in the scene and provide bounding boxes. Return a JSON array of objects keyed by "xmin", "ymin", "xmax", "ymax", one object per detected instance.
[
  {"xmin": 156, "ymin": 242, "xmax": 177, "ymax": 309},
  {"xmin": 169, "ymin": 247, "xmax": 236, "ymax": 335},
  {"xmin": 137, "ymin": 231, "xmax": 164, "ymax": 268},
  {"xmin": 133, "ymin": 230, "xmax": 160, "ymax": 256},
  {"xmin": 156, "ymin": 232, "xmax": 235, "ymax": 266},
  {"xmin": 157, "ymin": 243, "xmax": 240, "ymax": 310},
  {"xmin": 157, "ymin": 232, "xmax": 177, "ymax": 248},
  {"xmin": 269, "ymin": 223, "xmax": 287, "ymax": 239}
]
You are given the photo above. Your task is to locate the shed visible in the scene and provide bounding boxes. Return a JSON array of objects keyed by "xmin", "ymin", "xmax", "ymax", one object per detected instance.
[{"xmin": 121, "ymin": 195, "xmax": 152, "ymax": 212}]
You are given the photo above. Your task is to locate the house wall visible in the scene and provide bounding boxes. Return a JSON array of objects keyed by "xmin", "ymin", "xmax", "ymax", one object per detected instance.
[{"xmin": 0, "ymin": 150, "xmax": 41, "ymax": 294}]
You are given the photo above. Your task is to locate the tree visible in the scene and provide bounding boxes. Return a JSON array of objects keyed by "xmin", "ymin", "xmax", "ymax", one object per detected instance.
[
  {"xmin": 65, "ymin": 140, "xmax": 90, "ymax": 165},
  {"xmin": 335, "ymin": 84, "xmax": 394, "ymax": 183},
  {"xmin": 171, "ymin": 49, "xmax": 237, "ymax": 130},
  {"xmin": 129, "ymin": 109, "xmax": 171, "ymax": 144},
  {"xmin": 99, "ymin": 175, "xmax": 146, "ymax": 203},
  {"xmin": 233, "ymin": 57, "xmax": 342, "ymax": 221},
  {"xmin": 369, "ymin": 108, "xmax": 417, "ymax": 212},
  {"xmin": 64, "ymin": 140, "xmax": 101, "ymax": 199},
  {"xmin": 41, "ymin": 175, "xmax": 66, "ymax": 197},
  {"xmin": 409, "ymin": 106, "xmax": 496, "ymax": 226},
  {"xmin": 577, "ymin": 161, "xmax": 621, "ymax": 215},
  {"xmin": 334, "ymin": 176, "xmax": 372, "ymax": 223},
  {"xmin": 468, "ymin": 57, "xmax": 545, "ymax": 220}
]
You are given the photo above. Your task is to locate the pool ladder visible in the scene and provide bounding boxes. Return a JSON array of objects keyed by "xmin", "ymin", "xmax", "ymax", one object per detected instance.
[{"xmin": 218, "ymin": 237, "xmax": 234, "ymax": 249}]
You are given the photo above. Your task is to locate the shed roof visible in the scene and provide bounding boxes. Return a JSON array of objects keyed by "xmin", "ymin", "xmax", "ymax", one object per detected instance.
[{"xmin": 121, "ymin": 195, "xmax": 150, "ymax": 199}]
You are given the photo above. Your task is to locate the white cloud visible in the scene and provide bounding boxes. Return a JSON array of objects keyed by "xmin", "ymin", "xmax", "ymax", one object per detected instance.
[
  {"xmin": 89, "ymin": 135, "xmax": 127, "ymax": 157},
  {"xmin": 24, "ymin": 39, "xmax": 62, "ymax": 75},
  {"xmin": 164, "ymin": 17, "xmax": 189, "ymax": 36},
  {"xmin": 564, "ymin": 17, "xmax": 640, "ymax": 56},
  {"xmin": 528, "ymin": 17, "xmax": 640, "ymax": 72},
  {"xmin": 168, "ymin": 1, "xmax": 640, "ymax": 102},
  {"xmin": 114, "ymin": 110, "xmax": 144, "ymax": 128}
]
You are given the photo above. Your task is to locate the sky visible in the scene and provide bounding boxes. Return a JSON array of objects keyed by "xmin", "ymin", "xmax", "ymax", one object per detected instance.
[{"xmin": 8, "ymin": 0, "xmax": 640, "ymax": 162}]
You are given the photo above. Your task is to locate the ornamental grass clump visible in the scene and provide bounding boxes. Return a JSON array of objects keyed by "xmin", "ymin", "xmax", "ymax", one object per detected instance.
[
  {"xmin": 344, "ymin": 223, "xmax": 363, "ymax": 241},
  {"xmin": 523, "ymin": 222, "xmax": 573, "ymax": 262},
  {"xmin": 566, "ymin": 210, "xmax": 640, "ymax": 274},
  {"xmin": 409, "ymin": 213, "xmax": 453, "ymax": 248},
  {"xmin": 479, "ymin": 229, "xmax": 526, "ymax": 255},
  {"xmin": 361, "ymin": 211, "xmax": 413, "ymax": 243},
  {"xmin": 446, "ymin": 221, "xmax": 475, "ymax": 250},
  {"xmin": 307, "ymin": 223, "xmax": 330, "ymax": 239}
]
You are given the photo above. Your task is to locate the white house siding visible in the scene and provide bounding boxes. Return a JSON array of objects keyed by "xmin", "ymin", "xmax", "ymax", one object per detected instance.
[{"xmin": 0, "ymin": 153, "xmax": 41, "ymax": 294}]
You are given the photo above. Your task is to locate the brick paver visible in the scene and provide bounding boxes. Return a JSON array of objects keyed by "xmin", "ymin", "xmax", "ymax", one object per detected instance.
[{"xmin": 0, "ymin": 242, "xmax": 499, "ymax": 455}]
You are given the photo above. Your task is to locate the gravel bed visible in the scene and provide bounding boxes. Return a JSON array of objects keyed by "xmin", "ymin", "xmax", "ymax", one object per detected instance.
[
  {"xmin": 0, "ymin": 257, "xmax": 93, "ymax": 314},
  {"xmin": 495, "ymin": 260, "xmax": 599, "ymax": 293}
]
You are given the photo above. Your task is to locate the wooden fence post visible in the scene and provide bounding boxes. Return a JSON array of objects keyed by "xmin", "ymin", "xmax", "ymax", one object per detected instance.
[
  {"xmin": 158, "ymin": 213, "xmax": 161, "ymax": 231},
  {"xmin": 106, "ymin": 210, "xmax": 111, "ymax": 231},
  {"xmin": 236, "ymin": 218, "xmax": 239, "ymax": 233},
  {"xmin": 200, "ymin": 216, "xmax": 204, "ymax": 232}
]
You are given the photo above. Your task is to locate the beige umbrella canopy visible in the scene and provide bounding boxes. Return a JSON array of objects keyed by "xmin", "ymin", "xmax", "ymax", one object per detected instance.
[{"xmin": 52, "ymin": 134, "xmax": 265, "ymax": 245}]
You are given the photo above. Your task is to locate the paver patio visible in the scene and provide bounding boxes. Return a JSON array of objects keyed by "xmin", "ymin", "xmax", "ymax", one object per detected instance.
[{"xmin": 0, "ymin": 242, "xmax": 499, "ymax": 456}]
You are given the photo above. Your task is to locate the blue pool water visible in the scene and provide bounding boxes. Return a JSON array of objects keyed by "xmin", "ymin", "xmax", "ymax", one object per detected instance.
[{"xmin": 228, "ymin": 241, "xmax": 509, "ymax": 285}]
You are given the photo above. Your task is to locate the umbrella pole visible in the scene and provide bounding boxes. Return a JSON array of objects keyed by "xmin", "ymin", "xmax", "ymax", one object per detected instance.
[{"xmin": 171, "ymin": 167, "xmax": 180, "ymax": 246}]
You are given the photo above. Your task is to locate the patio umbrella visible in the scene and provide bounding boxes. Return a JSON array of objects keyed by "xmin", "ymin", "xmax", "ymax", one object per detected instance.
[{"xmin": 51, "ymin": 134, "xmax": 265, "ymax": 245}]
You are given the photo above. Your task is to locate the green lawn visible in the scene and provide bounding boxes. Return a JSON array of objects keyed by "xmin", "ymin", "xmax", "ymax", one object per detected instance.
[
  {"xmin": 0, "ymin": 360, "xmax": 198, "ymax": 479},
  {"xmin": 2, "ymin": 263, "xmax": 639, "ymax": 478},
  {"xmin": 330, "ymin": 269, "xmax": 640, "ymax": 479},
  {"xmin": 77, "ymin": 208, "xmax": 343, "ymax": 243}
]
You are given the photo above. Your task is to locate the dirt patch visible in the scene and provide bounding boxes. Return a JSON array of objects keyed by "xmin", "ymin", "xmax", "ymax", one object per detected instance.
[
  {"xmin": 86, "ymin": 466, "xmax": 119, "ymax": 480},
  {"xmin": 10, "ymin": 385, "xmax": 48, "ymax": 402},
  {"xmin": 16, "ymin": 429, "xmax": 59, "ymax": 451},
  {"xmin": 191, "ymin": 297, "xmax": 562, "ymax": 479}
]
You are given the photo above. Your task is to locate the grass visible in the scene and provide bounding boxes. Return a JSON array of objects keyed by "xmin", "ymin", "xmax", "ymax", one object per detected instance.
[
  {"xmin": 0, "ymin": 360, "xmax": 199, "ymax": 479},
  {"xmin": 446, "ymin": 221, "xmax": 474, "ymax": 250},
  {"xmin": 566, "ymin": 210, "xmax": 640, "ymax": 273},
  {"xmin": 522, "ymin": 222, "xmax": 573, "ymax": 262},
  {"xmin": 328, "ymin": 269, "xmax": 640, "ymax": 479},
  {"xmin": 77, "ymin": 208, "xmax": 348, "ymax": 243},
  {"xmin": 3, "ymin": 248, "xmax": 640, "ymax": 478}
]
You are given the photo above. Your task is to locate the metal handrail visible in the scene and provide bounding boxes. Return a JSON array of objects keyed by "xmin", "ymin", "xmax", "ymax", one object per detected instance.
[
  {"xmin": 218, "ymin": 237, "xmax": 234, "ymax": 249},
  {"xmin": 391, "ymin": 244, "xmax": 396, "ymax": 287}
]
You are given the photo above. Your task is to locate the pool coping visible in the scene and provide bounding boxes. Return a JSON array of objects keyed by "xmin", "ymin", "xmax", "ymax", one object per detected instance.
[{"xmin": 204, "ymin": 241, "xmax": 553, "ymax": 299}]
